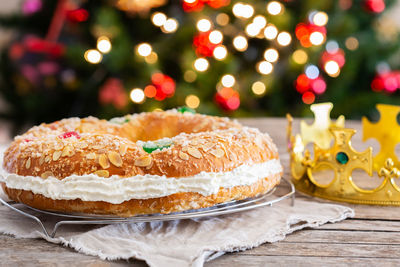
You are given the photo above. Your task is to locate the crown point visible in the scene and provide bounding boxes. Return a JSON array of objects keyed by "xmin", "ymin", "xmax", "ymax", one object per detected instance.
[{"xmin": 336, "ymin": 152, "xmax": 349, "ymax": 165}]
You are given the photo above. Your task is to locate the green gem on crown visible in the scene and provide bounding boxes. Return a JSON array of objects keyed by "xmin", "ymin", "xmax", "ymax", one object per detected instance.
[
  {"xmin": 142, "ymin": 139, "xmax": 173, "ymax": 153},
  {"xmin": 177, "ymin": 106, "xmax": 195, "ymax": 114},
  {"xmin": 336, "ymin": 152, "xmax": 349, "ymax": 165}
]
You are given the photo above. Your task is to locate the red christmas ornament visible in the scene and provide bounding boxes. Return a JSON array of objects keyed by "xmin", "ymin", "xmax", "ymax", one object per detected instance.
[
  {"xmin": 371, "ymin": 71, "xmax": 400, "ymax": 93},
  {"xmin": 66, "ymin": 8, "xmax": 89, "ymax": 23},
  {"xmin": 193, "ymin": 31, "xmax": 220, "ymax": 57},
  {"xmin": 321, "ymin": 49, "xmax": 346, "ymax": 68},
  {"xmin": 182, "ymin": 0, "xmax": 204, "ymax": 12},
  {"xmin": 24, "ymin": 36, "xmax": 65, "ymax": 58},
  {"xmin": 295, "ymin": 74, "xmax": 327, "ymax": 95},
  {"xmin": 99, "ymin": 78, "xmax": 128, "ymax": 109},
  {"xmin": 206, "ymin": 0, "xmax": 230, "ymax": 9},
  {"xmin": 182, "ymin": 0, "xmax": 229, "ymax": 12},
  {"xmin": 364, "ymin": 0, "xmax": 385, "ymax": 13},
  {"xmin": 214, "ymin": 87, "xmax": 240, "ymax": 111},
  {"xmin": 147, "ymin": 73, "xmax": 176, "ymax": 101},
  {"xmin": 295, "ymin": 23, "xmax": 326, "ymax": 48}
]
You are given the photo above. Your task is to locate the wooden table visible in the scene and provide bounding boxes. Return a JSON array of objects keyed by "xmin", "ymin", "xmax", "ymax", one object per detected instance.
[{"xmin": 1, "ymin": 118, "xmax": 400, "ymax": 266}]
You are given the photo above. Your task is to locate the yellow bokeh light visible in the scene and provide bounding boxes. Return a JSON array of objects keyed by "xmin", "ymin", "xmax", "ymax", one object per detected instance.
[
  {"xmin": 151, "ymin": 12, "xmax": 167, "ymax": 27},
  {"xmin": 264, "ymin": 48, "xmax": 279, "ymax": 62},
  {"xmin": 130, "ymin": 88, "xmax": 145, "ymax": 103},
  {"xmin": 252, "ymin": 81, "xmax": 266, "ymax": 95},
  {"xmin": 277, "ymin": 31, "xmax": 291, "ymax": 46},
  {"xmin": 84, "ymin": 49, "xmax": 102, "ymax": 64},
  {"xmin": 233, "ymin": 35, "xmax": 248, "ymax": 51},
  {"xmin": 137, "ymin": 43, "xmax": 152, "ymax": 57},
  {"xmin": 253, "ymin": 15, "xmax": 267, "ymax": 29},
  {"xmin": 97, "ymin": 36, "xmax": 111, "ymax": 54},
  {"xmin": 324, "ymin": 60, "xmax": 340, "ymax": 77},
  {"xmin": 184, "ymin": 0, "xmax": 196, "ymax": 3},
  {"xmin": 292, "ymin": 49, "xmax": 308, "ymax": 64},
  {"xmin": 194, "ymin": 58, "xmax": 209, "ymax": 72},
  {"xmin": 267, "ymin": 1, "xmax": 283, "ymax": 15},
  {"xmin": 313, "ymin": 11, "xmax": 328, "ymax": 26},
  {"xmin": 264, "ymin": 24, "xmax": 278, "ymax": 40},
  {"xmin": 162, "ymin": 18, "xmax": 178, "ymax": 33},
  {"xmin": 245, "ymin": 23, "xmax": 260, "ymax": 37},
  {"xmin": 216, "ymin": 13, "xmax": 230, "ymax": 26},
  {"xmin": 345, "ymin": 37, "xmax": 359, "ymax": 50},
  {"xmin": 213, "ymin": 45, "xmax": 227, "ymax": 60},
  {"xmin": 144, "ymin": 52, "xmax": 158, "ymax": 64},
  {"xmin": 221, "ymin": 74, "xmax": 235, "ymax": 87},
  {"xmin": 309, "ymin": 31, "xmax": 325, "ymax": 46},
  {"xmin": 257, "ymin": 61, "xmax": 273, "ymax": 75},
  {"xmin": 184, "ymin": 70, "xmax": 197, "ymax": 82},
  {"xmin": 196, "ymin": 19, "xmax": 212, "ymax": 32},
  {"xmin": 185, "ymin": 94, "xmax": 200, "ymax": 109},
  {"xmin": 209, "ymin": 30, "xmax": 223, "ymax": 44},
  {"xmin": 232, "ymin": 2, "xmax": 254, "ymax": 19}
]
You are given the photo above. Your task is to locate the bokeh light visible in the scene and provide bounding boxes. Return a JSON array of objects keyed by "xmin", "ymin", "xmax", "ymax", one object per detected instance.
[
  {"xmin": 185, "ymin": 94, "xmax": 200, "ymax": 108},
  {"xmin": 233, "ymin": 36, "xmax": 248, "ymax": 51},
  {"xmin": 197, "ymin": 19, "xmax": 212, "ymax": 32},
  {"xmin": 97, "ymin": 36, "xmax": 111, "ymax": 54},
  {"xmin": 292, "ymin": 49, "xmax": 308, "ymax": 64},
  {"xmin": 213, "ymin": 45, "xmax": 228, "ymax": 60},
  {"xmin": 130, "ymin": 88, "xmax": 145, "ymax": 103},
  {"xmin": 264, "ymin": 24, "xmax": 278, "ymax": 40},
  {"xmin": 221, "ymin": 74, "xmax": 235, "ymax": 87},
  {"xmin": 264, "ymin": 48, "xmax": 279, "ymax": 62},
  {"xmin": 277, "ymin": 32, "xmax": 291, "ymax": 46},
  {"xmin": 324, "ymin": 60, "xmax": 340, "ymax": 77},
  {"xmin": 312, "ymin": 11, "xmax": 328, "ymax": 26},
  {"xmin": 257, "ymin": 61, "xmax": 273, "ymax": 75},
  {"xmin": 267, "ymin": 1, "xmax": 283, "ymax": 15},
  {"xmin": 151, "ymin": 12, "xmax": 167, "ymax": 27},
  {"xmin": 209, "ymin": 30, "xmax": 223, "ymax": 44},
  {"xmin": 162, "ymin": 18, "xmax": 178, "ymax": 33},
  {"xmin": 194, "ymin": 58, "xmax": 209, "ymax": 71},
  {"xmin": 137, "ymin": 43, "xmax": 152, "ymax": 57},
  {"xmin": 345, "ymin": 37, "xmax": 359, "ymax": 51},
  {"xmin": 252, "ymin": 81, "xmax": 266, "ymax": 95},
  {"xmin": 84, "ymin": 49, "xmax": 102, "ymax": 64}
]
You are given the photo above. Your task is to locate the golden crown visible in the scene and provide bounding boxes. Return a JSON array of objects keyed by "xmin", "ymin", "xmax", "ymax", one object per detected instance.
[{"xmin": 287, "ymin": 102, "xmax": 400, "ymax": 205}]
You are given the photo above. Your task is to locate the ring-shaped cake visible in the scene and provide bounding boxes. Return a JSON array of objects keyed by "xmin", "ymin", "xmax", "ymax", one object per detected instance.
[{"xmin": 0, "ymin": 109, "xmax": 282, "ymax": 216}]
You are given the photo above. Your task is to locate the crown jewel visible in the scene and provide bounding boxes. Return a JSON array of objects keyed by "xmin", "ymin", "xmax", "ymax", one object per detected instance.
[{"xmin": 287, "ymin": 103, "xmax": 400, "ymax": 205}]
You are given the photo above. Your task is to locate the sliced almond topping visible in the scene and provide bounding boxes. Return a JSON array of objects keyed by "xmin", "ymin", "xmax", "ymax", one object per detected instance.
[
  {"xmin": 86, "ymin": 152, "xmax": 96, "ymax": 160},
  {"xmin": 53, "ymin": 150, "xmax": 62, "ymax": 161},
  {"xmin": 62, "ymin": 146, "xmax": 73, "ymax": 157},
  {"xmin": 75, "ymin": 142, "xmax": 88, "ymax": 149},
  {"xmin": 41, "ymin": 171, "xmax": 54, "ymax": 179},
  {"xmin": 119, "ymin": 143, "xmax": 128, "ymax": 156},
  {"xmin": 92, "ymin": 145, "xmax": 103, "ymax": 150},
  {"xmin": 98, "ymin": 154, "xmax": 110, "ymax": 169},
  {"xmin": 45, "ymin": 155, "xmax": 51, "ymax": 163},
  {"xmin": 181, "ymin": 146, "xmax": 188, "ymax": 152},
  {"xmin": 25, "ymin": 158, "xmax": 31, "ymax": 169},
  {"xmin": 54, "ymin": 142, "xmax": 64, "ymax": 150},
  {"xmin": 134, "ymin": 155, "xmax": 152, "ymax": 167},
  {"xmin": 202, "ymin": 142, "xmax": 215, "ymax": 152},
  {"xmin": 108, "ymin": 151, "xmax": 122, "ymax": 167},
  {"xmin": 179, "ymin": 151, "xmax": 189, "ymax": 160},
  {"xmin": 94, "ymin": 170, "xmax": 109, "ymax": 177},
  {"xmin": 210, "ymin": 148, "xmax": 225, "ymax": 158},
  {"xmin": 187, "ymin": 147, "xmax": 202, "ymax": 159},
  {"xmin": 191, "ymin": 140, "xmax": 198, "ymax": 146},
  {"xmin": 39, "ymin": 156, "xmax": 45, "ymax": 165}
]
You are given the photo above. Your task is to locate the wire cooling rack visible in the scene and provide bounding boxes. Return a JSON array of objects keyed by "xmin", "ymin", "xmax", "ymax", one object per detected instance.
[{"xmin": 0, "ymin": 177, "xmax": 295, "ymax": 238}]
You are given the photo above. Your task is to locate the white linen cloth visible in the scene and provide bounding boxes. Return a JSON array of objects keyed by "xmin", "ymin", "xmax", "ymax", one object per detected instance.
[{"xmin": 0, "ymin": 145, "xmax": 354, "ymax": 266}]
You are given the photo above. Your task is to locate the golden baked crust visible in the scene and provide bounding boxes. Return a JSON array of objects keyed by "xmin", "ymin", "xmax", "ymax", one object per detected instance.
[{"xmin": 1, "ymin": 110, "xmax": 282, "ymax": 216}]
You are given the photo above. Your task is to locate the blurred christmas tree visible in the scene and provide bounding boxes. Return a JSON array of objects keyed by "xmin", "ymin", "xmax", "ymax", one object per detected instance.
[{"xmin": 0, "ymin": 0, "xmax": 399, "ymax": 128}]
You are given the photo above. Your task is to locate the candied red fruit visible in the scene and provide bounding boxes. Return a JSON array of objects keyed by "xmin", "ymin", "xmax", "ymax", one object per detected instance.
[{"xmin": 59, "ymin": 131, "xmax": 80, "ymax": 139}]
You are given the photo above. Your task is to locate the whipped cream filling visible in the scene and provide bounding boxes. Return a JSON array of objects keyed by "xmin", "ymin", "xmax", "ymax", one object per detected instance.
[{"xmin": 0, "ymin": 159, "xmax": 282, "ymax": 204}]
